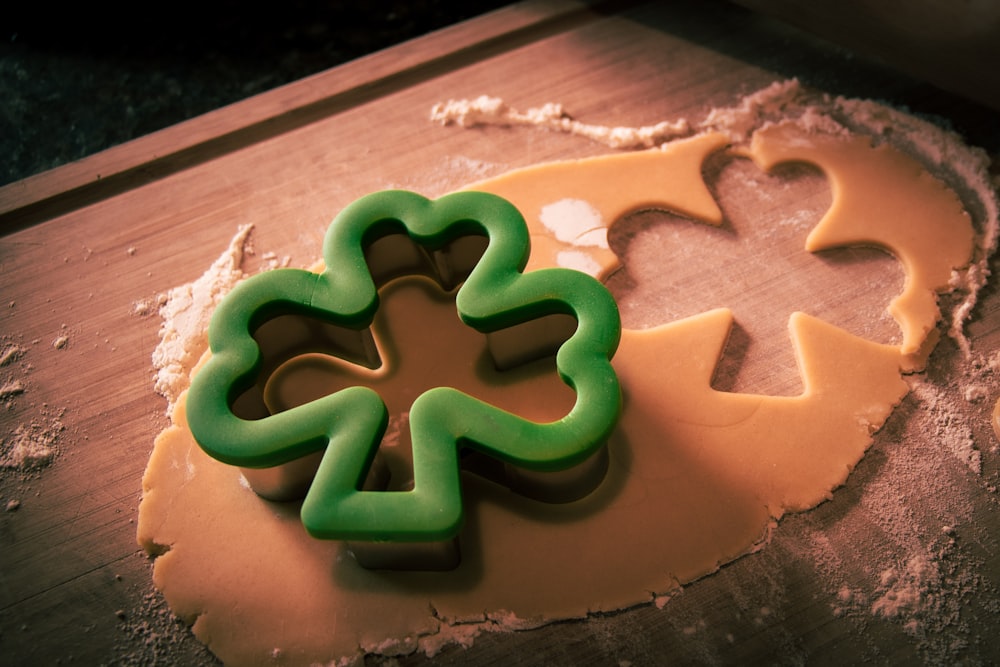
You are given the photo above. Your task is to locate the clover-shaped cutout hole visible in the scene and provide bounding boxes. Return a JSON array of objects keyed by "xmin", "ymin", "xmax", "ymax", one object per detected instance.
[{"xmin": 606, "ymin": 152, "xmax": 905, "ymax": 396}]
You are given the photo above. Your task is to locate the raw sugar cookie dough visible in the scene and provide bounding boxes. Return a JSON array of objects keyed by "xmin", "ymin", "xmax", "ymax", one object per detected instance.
[{"xmin": 137, "ymin": 82, "xmax": 997, "ymax": 666}]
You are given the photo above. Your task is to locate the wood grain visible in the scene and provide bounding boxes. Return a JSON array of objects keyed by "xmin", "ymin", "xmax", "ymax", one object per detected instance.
[{"xmin": 1, "ymin": 1, "xmax": 998, "ymax": 665}]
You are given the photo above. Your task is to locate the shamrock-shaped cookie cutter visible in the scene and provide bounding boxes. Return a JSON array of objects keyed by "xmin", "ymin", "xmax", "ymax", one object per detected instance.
[{"xmin": 186, "ymin": 190, "xmax": 621, "ymax": 567}]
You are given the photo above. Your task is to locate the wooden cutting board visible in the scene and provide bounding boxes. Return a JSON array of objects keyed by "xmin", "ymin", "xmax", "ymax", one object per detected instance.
[{"xmin": 2, "ymin": 1, "xmax": 999, "ymax": 664}]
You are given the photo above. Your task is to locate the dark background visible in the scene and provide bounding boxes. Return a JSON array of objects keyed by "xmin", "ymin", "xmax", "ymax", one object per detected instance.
[
  {"xmin": 1, "ymin": 1, "xmax": 512, "ymax": 186},
  {"xmin": 5, "ymin": 1, "xmax": 1000, "ymax": 190}
]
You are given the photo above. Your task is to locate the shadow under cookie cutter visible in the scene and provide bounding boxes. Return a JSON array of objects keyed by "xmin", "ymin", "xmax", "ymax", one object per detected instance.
[{"xmin": 186, "ymin": 190, "xmax": 622, "ymax": 570}]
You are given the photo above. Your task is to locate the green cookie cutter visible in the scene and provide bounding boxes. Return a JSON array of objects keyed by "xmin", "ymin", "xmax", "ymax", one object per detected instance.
[{"xmin": 186, "ymin": 190, "xmax": 621, "ymax": 562}]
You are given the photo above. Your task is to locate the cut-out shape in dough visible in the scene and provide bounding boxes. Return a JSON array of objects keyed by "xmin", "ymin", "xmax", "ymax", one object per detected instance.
[
  {"xmin": 743, "ymin": 124, "xmax": 972, "ymax": 367},
  {"xmin": 138, "ymin": 121, "xmax": 975, "ymax": 665}
]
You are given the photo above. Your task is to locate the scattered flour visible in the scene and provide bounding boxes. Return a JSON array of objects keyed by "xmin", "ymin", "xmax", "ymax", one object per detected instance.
[
  {"xmin": 0, "ymin": 338, "xmax": 68, "ymax": 479},
  {"xmin": 910, "ymin": 379, "xmax": 983, "ymax": 474},
  {"xmin": 0, "ymin": 380, "xmax": 25, "ymax": 399},
  {"xmin": 151, "ymin": 225, "xmax": 254, "ymax": 416},
  {"xmin": 131, "ymin": 298, "xmax": 157, "ymax": 318},
  {"xmin": 788, "ymin": 340, "xmax": 1000, "ymax": 663},
  {"xmin": 114, "ymin": 587, "xmax": 217, "ymax": 666},
  {"xmin": 872, "ymin": 553, "xmax": 942, "ymax": 624},
  {"xmin": 429, "ymin": 81, "xmax": 802, "ymax": 148},
  {"xmin": 831, "ymin": 585, "xmax": 864, "ymax": 618},
  {"xmin": 699, "ymin": 79, "xmax": 809, "ymax": 142},
  {"xmin": 539, "ymin": 199, "xmax": 609, "ymax": 248},
  {"xmin": 964, "ymin": 384, "xmax": 989, "ymax": 403},
  {"xmin": 0, "ymin": 344, "xmax": 23, "ymax": 367},
  {"xmin": 538, "ymin": 198, "xmax": 610, "ymax": 277},
  {"xmin": 867, "ymin": 532, "xmax": 984, "ymax": 659},
  {"xmin": 0, "ymin": 417, "xmax": 64, "ymax": 470},
  {"xmin": 430, "ymin": 95, "xmax": 690, "ymax": 149}
]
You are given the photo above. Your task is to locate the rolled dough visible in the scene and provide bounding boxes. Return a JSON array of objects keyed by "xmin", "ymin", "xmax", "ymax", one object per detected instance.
[{"xmin": 137, "ymin": 105, "xmax": 977, "ymax": 665}]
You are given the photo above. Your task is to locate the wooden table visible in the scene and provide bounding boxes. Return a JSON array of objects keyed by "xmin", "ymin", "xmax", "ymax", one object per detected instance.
[{"xmin": 2, "ymin": 1, "xmax": 999, "ymax": 664}]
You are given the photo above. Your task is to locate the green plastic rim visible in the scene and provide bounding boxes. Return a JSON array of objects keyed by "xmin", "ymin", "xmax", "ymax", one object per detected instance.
[{"xmin": 186, "ymin": 190, "xmax": 621, "ymax": 543}]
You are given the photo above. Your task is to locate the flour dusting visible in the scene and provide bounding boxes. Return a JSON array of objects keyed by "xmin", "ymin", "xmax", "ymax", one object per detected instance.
[
  {"xmin": 0, "ymin": 419, "xmax": 63, "ymax": 470},
  {"xmin": 151, "ymin": 225, "xmax": 253, "ymax": 416},
  {"xmin": 0, "ymin": 344, "xmax": 23, "ymax": 367},
  {"xmin": 0, "ymin": 337, "xmax": 68, "ymax": 479},
  {"xmin": 911, "ymin": 379, "xmax": 982, "ymax": 474},
  {"xmin": 539, "ymin": 199, "xmax": 609, "ymax": 249},
  {"xmin": 430, "ymin": 95, "xmax": 690, "ymax": 149},
  {"xmin": 0, "ymin": 380, "xmax": 25, "ymax": 400}
]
